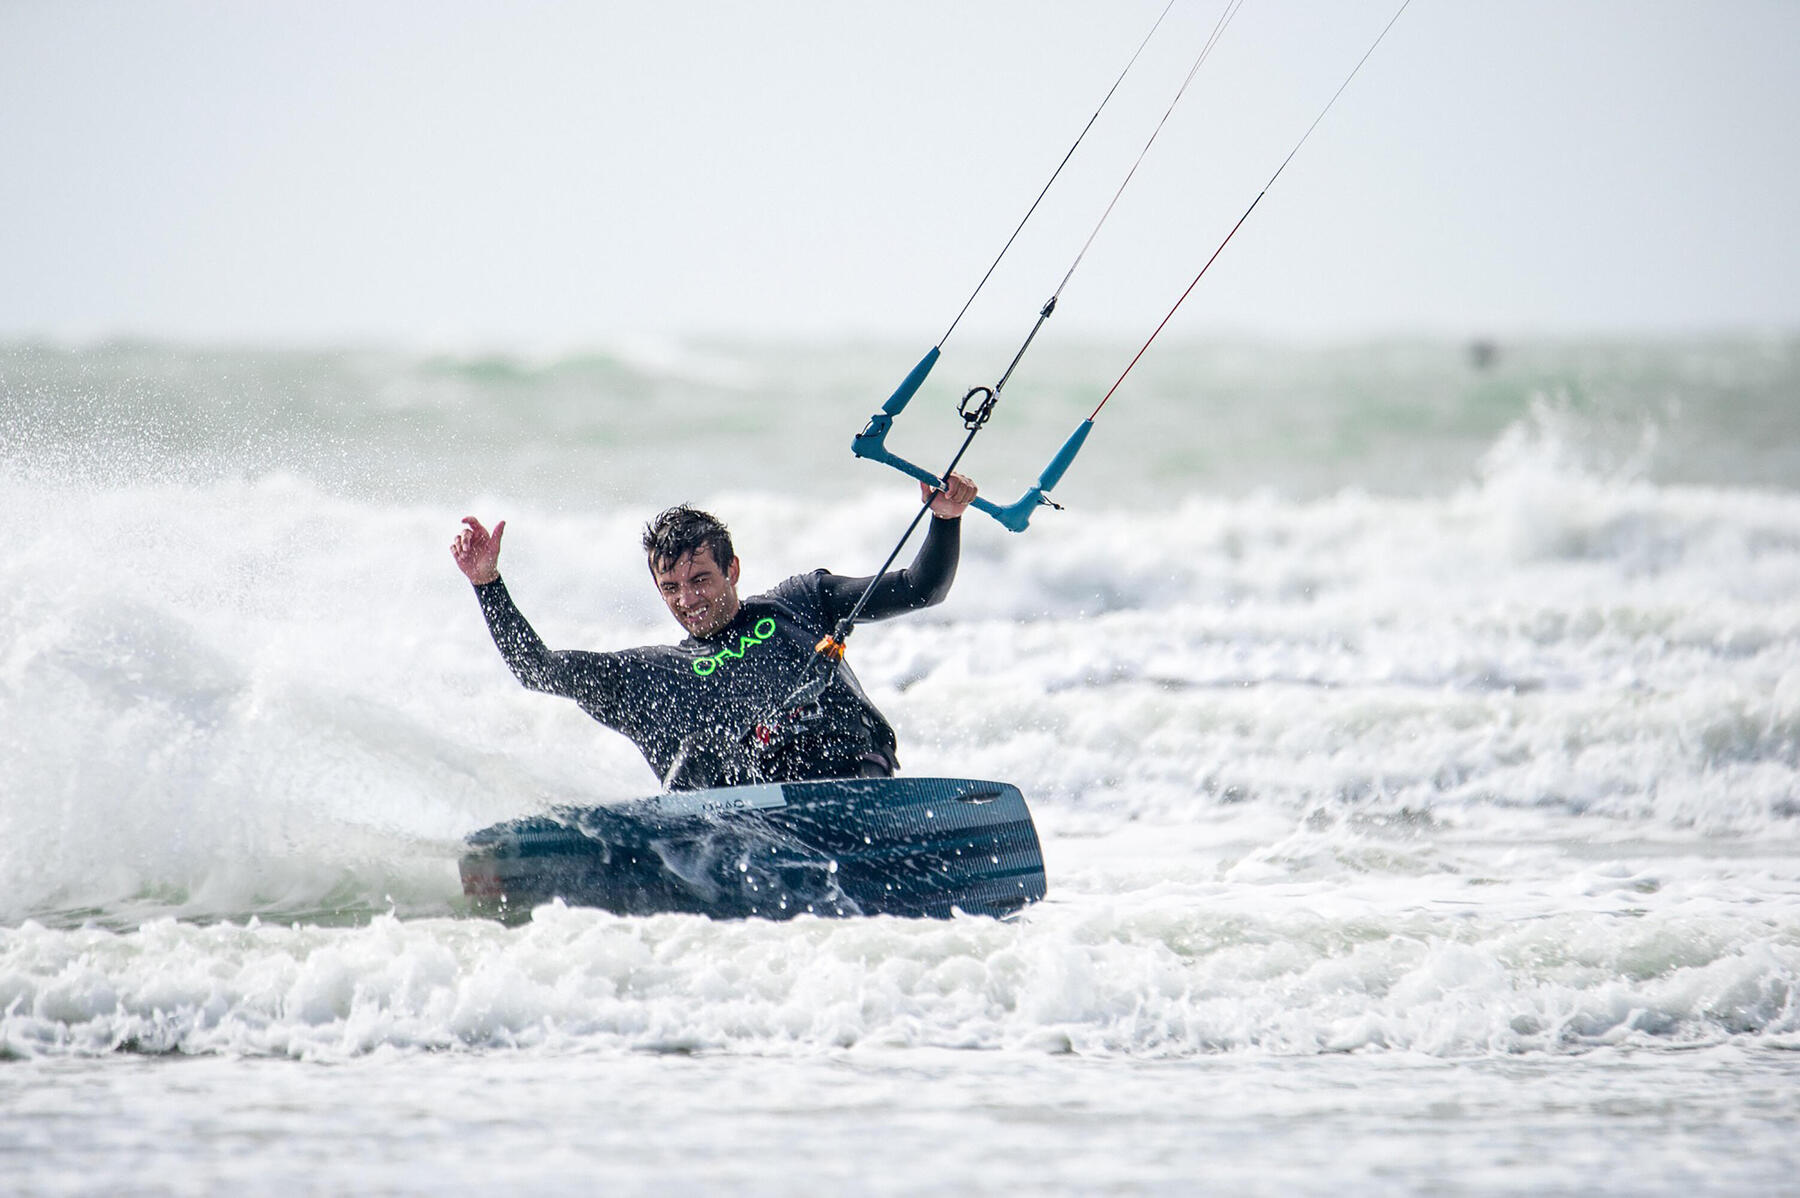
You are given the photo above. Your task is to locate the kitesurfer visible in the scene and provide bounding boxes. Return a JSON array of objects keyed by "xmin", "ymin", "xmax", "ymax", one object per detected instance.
[{"xmin": 451, "ymin": 474, "xmax": 977, "ymax": 791}]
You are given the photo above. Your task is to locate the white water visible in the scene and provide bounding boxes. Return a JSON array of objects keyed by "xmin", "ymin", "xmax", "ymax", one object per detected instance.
[{"xmin": 2, "ymin": 338, "xmax": 1798, "ymax": 1192}]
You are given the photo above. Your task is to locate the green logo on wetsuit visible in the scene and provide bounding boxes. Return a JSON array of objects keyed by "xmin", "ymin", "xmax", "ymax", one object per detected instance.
[{"xmin": 692, "ymin": 617, "xmax": 779, "ymax": 677}]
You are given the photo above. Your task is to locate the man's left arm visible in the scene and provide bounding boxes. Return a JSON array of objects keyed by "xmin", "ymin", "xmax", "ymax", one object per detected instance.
[{"xmin": 818, "ymin": 473, "xmax": 974, "ymax": 624}]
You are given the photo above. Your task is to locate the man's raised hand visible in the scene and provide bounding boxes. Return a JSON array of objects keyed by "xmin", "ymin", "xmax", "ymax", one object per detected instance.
[{"xmin": 452, "ymin": 516, "xmax": 505, "ymax": 585}]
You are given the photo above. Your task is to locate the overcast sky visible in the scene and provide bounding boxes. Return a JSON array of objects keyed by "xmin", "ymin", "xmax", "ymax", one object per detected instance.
[{"xmin": 3, "ymin": 1, "xmax": 1797, "ymax": 347}]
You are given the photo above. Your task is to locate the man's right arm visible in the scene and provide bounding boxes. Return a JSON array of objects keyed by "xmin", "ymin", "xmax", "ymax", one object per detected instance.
[
  {"xmin": 456, "ymin": 514, "xmax": 564, "ymax": 693},
  {"xmin": 471, "ymin": 575, "xmax": 650, "ymax": 745},
  {"xmin": 473, "ymin": 576, "xmax": 572, "ymax": 695},
  {"xmin": 454, "ymin": 516, "xmax": 633, "ymax": 717}
]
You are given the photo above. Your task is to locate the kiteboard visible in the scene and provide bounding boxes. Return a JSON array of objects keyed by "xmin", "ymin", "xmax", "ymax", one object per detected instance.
[{"xmin": 459, "ymin": 776, "xmax": 1046, "ymax": 922}]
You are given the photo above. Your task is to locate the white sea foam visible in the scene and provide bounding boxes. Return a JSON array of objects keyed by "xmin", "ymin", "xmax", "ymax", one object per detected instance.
[
  {"xmin": 2, "ymin": 340, "xmax": 1798, "ymax": 1096},
  {"xmin": 6, "ymin": 336, "xmax": 1800, "ymax": 1193},
  {"xmin": 3, "ymin": 889, "xmax": 1795, "ymax": 1062}
]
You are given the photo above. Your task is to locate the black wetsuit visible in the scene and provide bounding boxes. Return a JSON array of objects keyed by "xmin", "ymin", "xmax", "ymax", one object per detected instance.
[{"xmin": 474, "ymin": 515, "xmax": 960, "ymax": 790}]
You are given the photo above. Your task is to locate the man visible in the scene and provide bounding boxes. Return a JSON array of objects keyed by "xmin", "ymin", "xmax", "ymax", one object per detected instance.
[{"xmin": 451, "ymin": 474, "xmax": 978, "ymax": 791}]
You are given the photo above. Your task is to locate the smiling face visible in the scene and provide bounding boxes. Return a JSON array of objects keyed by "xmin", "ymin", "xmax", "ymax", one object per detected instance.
[{"xmin": 652, "ymin": 546, "xmax": 742, "ymax": 639}]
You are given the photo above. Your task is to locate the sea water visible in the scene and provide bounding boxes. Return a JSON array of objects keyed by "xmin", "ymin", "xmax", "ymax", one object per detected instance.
[{"xmin": 2, "ymin": 335, "xmax": 1798, "ymax": 1194}]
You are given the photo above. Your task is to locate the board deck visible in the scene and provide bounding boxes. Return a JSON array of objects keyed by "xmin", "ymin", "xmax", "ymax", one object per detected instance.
[{"xmin": 459, "ymin": 777, "xmax": 1046, "ymax": 922}]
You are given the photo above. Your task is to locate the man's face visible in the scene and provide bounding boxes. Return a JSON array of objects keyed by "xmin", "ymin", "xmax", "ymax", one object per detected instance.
[{"xmin": 652, "ymin": 547, "xmax": 742, "ymax": 639}]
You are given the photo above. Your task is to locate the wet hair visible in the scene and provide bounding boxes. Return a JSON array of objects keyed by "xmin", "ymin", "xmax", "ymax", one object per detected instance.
[{"xmin": 642, "ymin": 504, "xmax": 735, "ymax": 576}]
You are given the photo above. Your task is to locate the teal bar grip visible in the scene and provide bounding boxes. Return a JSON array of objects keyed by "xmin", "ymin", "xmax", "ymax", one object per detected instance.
[
  {"xmin": 853, "ymin": 346, "xmax": 944, "ymax": 489},
  {"xmin": 853, "ymin": 372, "xmax": 1096, "ymax": 534},
  {"xmin": 1035, "ymin": 419, "xmax": 1093, "ymax": 492},
  {"xmin": 970, "ymin": 419, "xmax": 1094, "ymax": 531},
  {"xmin": 882, "ymin": 346, "xmax": 940, "ymax": 416}
]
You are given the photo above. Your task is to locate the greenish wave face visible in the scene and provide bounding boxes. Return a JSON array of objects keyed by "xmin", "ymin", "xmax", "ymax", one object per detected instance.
[{"xmin": 5, "ymin": 335, "xmax": 1797, "ymax": 508}]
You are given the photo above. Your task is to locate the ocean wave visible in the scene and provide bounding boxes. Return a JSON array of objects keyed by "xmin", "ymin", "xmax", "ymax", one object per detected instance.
[
  {"xmin": 3, "ymin": 900, "xmax": 1794, "ymax": 1061},
  {"xmin": 3, "ymin": 337, "xmax": 1798, "ymax": 1074},
  {"xmin": 4, "ymin": 410, "xmax": 1799, "ymax": 930}
]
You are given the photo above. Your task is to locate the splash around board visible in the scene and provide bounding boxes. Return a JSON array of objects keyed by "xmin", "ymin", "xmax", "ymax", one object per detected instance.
[{"xmin": 459, "ymin": 776, "xmax": 1047, "ymax": 922}]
